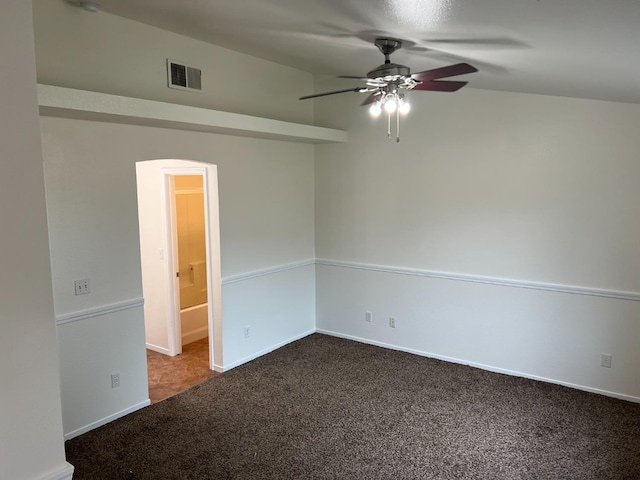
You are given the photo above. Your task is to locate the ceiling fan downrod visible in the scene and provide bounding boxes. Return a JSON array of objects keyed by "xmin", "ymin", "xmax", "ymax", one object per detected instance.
[
  {"xmin": 368, "ymin": 38, "xmax": 411, "ymax": 79},
  {"xmin": 375, "ymin": 38, "xmax": 402, "ymax": 63}
]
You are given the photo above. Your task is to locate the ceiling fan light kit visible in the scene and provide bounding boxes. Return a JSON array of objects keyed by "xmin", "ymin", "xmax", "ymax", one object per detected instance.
[{"xmin": 300, "ymin": 38, "xmax": 478, "ymax": 142}]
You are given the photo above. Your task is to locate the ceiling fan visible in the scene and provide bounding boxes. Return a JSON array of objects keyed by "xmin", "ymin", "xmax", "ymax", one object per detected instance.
[{"xmin": 300, "ymin": 38, "xmax": 478, "ymax": 141}]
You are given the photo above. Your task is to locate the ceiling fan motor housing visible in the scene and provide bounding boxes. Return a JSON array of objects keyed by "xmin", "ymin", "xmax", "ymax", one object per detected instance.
[
  {"xmin": 367, "ymin": 62, "xmax": 411, "ymax": 80},
  {"xmin": 369, "ymin": 38, "xmax": 410, "ymax": 80},
  {"xmin": 375, "ymin": 38, "xmax": 402, "ymax": 56}
]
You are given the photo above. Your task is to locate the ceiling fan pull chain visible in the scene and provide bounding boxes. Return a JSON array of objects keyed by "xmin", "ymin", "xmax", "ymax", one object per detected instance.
[
  {"xmin": 387, "ymin": 111, "xmax": 391, "ymax": 138},
  {"xmin": 396, "ymin": 107, "xmax": 400, "ymax": 142}
]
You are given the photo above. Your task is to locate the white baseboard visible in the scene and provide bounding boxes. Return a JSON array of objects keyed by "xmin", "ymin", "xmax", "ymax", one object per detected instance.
[
  {"xmin": 146, "ymin": 343, "xmax": 170, "ymax": 355},
  {"xmin": 212, "ymin": 363, "xmax": 225, "ymax": 373},
  {"xmin": 316, "ymin": 329, "xmax": 640, "ymax": 404},
  {"xmin": 39, "ymin": 462, "xmax": 74, "ymax": 480},
  {"xmin": 219, "ymin": 328, "xmax": 317, "ymax": 372},
  {"xmin": 64, "ymin": 400, "xmax": 150, "ymax": 440},
  {"xmin": 182, "ymin": 326, "xmax": 208, "ymax": 345}
]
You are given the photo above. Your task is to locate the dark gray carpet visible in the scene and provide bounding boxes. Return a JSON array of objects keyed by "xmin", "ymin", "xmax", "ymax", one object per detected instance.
[{"xmin": 65, "ymin": 333, "xmax": 640, "ymax": 479}]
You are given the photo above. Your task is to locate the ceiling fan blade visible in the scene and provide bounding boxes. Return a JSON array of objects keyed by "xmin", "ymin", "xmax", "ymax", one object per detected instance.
[
  {"xmin": 360, "ymin": 92, "xmax": 381, "ymax": 106},
  {"xmin": 299, "ymin": 87, "xmax": 365, "ymax": 100},
  {"xmin": 413, "ymin": 80, "xmax": 468, "ymax": 92},
  {"xmin": 413, "ymin": 47, "xmax": 506, "ymax": 74},
  {"xmin": 425, "ymin": 37, "xmax": 525, "ymax": 47},
  {"xmin": 338, "ymin": 75, "xmax": 371, "ymax": 80},
  {"xmin": 412, "ymin": 63, "xmax": 478, "ymax": 82}
]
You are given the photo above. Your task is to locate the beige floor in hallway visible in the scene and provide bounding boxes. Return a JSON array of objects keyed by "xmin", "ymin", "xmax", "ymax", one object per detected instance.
[{"xmin": 146, "ymin": 337, "xmax": 219, "ymax": 404}]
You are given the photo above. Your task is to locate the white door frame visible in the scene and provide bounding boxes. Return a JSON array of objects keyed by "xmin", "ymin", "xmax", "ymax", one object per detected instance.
[
  {"xmin": 161, "ymin": 171, "xmax": 182, "ymax": 356},
  {"xmin": 160, "ymin": 165, "xmax": 221, "ymax": 369}
]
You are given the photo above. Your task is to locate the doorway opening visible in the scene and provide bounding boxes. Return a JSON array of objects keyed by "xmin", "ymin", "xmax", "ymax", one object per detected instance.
[
  {"xmin": 175, "ymin": 175, "xmax": 209, "ymax": 347},
  {"xmin": 135, "ymin": 160, "xmax": 223, "ymax": 403},
  {"xmin": 148, "ymin": 174, "xmax": 215, "ymax": 402},
  {"xmin": 146, "ymin": 338, "xmax": 217, "ymax": 403}
]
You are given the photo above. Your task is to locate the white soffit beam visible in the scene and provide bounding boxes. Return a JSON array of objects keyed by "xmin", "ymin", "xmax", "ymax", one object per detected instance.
[{"xmin": 37, "ymin": 84, "xmax": 347, "ymax": 144}]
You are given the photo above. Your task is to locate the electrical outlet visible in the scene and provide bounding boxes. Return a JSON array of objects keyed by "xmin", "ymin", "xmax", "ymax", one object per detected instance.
[
  {"xmin": 601, "ymin": 354, "xmax": 612, "ymax": 368},
  {"xmin": 111, "ymin": 372, "xmax": 120, "ymax": 388},
  {"xmin": 389, "ymin": 317, "xmax": 396, "ymax": 328},
  {"xmin": 244, "ymin": 326, "xmax": 250, "ymax": 338},
  {"xmin": 74, "ymin": 278, "xmax": 91, "ymax": 295},
  {"xmin": 365, "ymin": 311, "xmax": 373, "ymax": 323}
]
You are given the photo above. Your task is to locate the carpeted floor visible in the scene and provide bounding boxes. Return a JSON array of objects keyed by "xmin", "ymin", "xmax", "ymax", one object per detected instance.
[{"xmin": 65, "ymin": 334, "xmax": 640, "ymax": 479}]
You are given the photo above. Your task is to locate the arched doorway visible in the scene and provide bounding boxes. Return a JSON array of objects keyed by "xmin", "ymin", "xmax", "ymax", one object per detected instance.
[{"xmin": 135, "ymin": 159, "xmax": 223, "ymax": 385}]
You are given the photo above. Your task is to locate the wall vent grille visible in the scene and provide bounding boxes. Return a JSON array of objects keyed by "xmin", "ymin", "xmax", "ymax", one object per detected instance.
[{"xmin": 167, "ymin": 59, "xmax": 202, "ymax": 92}]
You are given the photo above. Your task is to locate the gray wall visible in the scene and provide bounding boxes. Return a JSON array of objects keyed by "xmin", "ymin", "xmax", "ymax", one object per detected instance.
[
  {"xmin": 35, "ymin": 2, "xmax": 317, "ymax": 438},
  {"xmin": 0, "ymin": 1, "xmax": 70, "ymax": 478},
  {"xmin": 31, "ymin": 0, "xmax": 640, "ymax": 445},
  {"xmin": 314, "ymin": 83, "xmax": 640, "ymax": 400}
]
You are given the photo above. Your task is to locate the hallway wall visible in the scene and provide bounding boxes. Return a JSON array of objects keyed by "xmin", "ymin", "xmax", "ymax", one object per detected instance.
[
  {"xmin": 0, "ymin": 1, "xmax": 71, "ymax": 478},
  {"xmin": 33, "ymin": 0, "xmax": 317, "ymax": 439},
  {"xmin": 41, "ymin": 116, "xmax": 316, "ymax": 437}
]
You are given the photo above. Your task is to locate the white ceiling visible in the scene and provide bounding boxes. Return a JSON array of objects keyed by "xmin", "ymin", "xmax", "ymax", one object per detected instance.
[{"xmin": 87, "ymin": 0, "xmax": 640, "ymax": 104}]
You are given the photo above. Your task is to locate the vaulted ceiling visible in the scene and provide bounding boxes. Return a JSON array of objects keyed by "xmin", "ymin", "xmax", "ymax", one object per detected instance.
[{"xmin": 81, "ymin": 0, "xmax": 640, "ymax": 104}]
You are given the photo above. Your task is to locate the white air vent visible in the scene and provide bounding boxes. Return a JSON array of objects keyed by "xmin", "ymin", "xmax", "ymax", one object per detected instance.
[{"xmin": 167, "ymin": 59, "xmax": 202, "ymax": 92}]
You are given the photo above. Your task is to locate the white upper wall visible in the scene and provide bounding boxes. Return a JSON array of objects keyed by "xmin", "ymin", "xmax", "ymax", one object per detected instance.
[
  {"xmin": 313, "ymin": 77, "xmax": 640, "ymax": 401},
  {"xmin": 314, "ymin": 83, "xmax": 640, "ymax": 294},
  {"xmin": 34, "ymin": 1, "xmax": 318, "ymax": 437},
  {"xmin": 41, "ymin": 117, "xmax": 315, "ymax": 313},
  {"xmin": 32, "ymin": 0, "xmax": 314, "ymax": 125},
  {"xmin": 0, "ymin": 1, "xmax": 69, "ymax": 478}
]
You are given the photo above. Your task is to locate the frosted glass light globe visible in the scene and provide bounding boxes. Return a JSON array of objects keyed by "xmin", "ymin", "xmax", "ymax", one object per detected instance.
[
  {"xmin": 384, "ymin": 97, "xmax": 397, "ymax": 113},
  {"xmin": 369, "ymin": 102, "xmax": 382, "ymax": 117}
]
